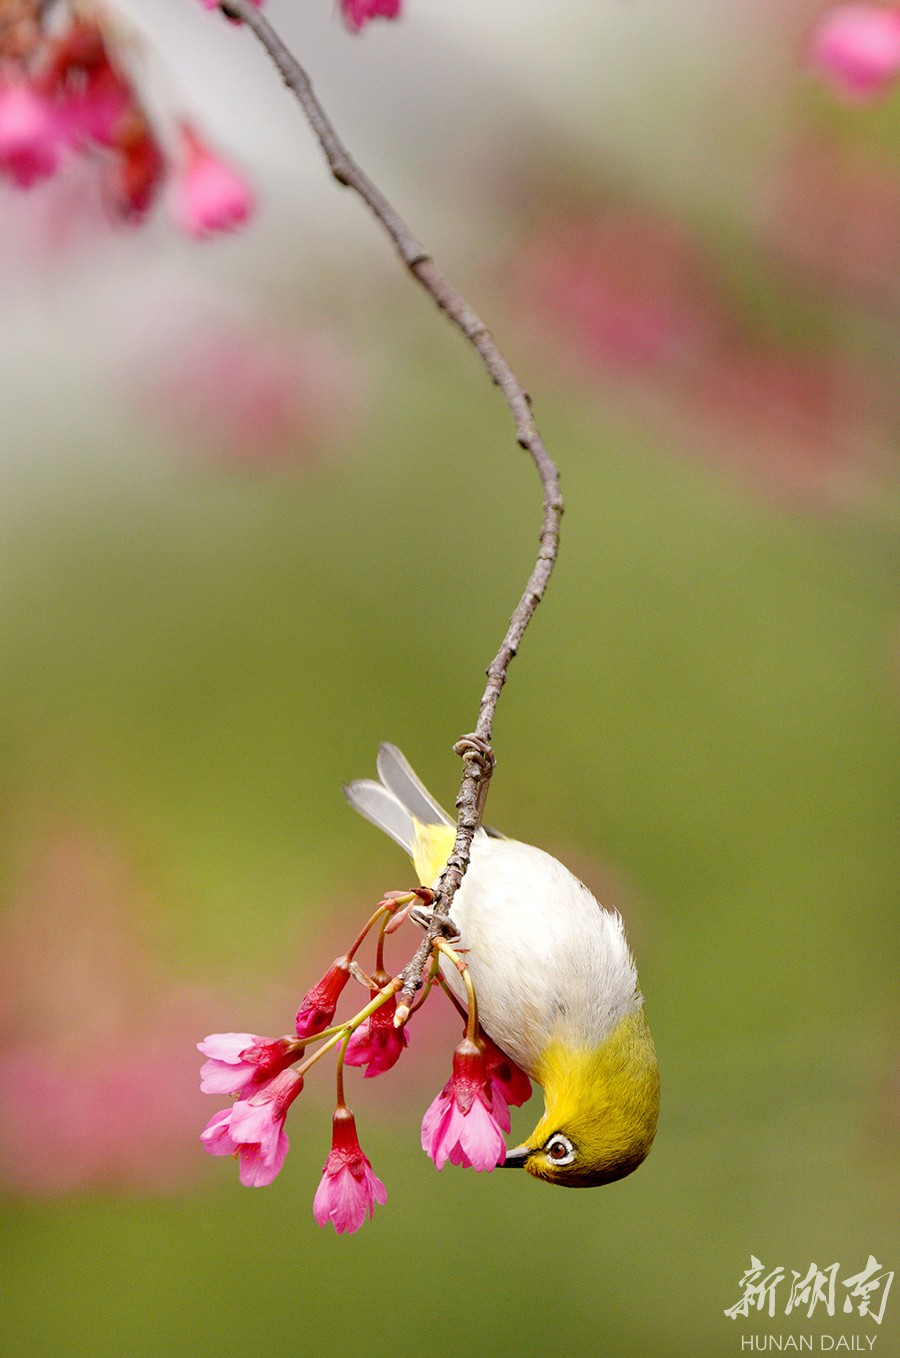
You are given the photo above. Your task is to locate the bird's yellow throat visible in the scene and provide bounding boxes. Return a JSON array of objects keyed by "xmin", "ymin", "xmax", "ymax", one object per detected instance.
[{"xmin": 526, "ymin": 1009, "xmax": 660, "ymax": 1187}]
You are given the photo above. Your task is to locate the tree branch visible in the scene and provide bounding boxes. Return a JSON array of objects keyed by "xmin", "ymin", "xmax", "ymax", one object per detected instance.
[{"xmin": 220, "ymin": 0, "xmax": 564, "ymax": 1005}]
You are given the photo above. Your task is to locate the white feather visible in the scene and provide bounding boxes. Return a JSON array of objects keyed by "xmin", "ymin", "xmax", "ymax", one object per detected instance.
[
  {"xmin": 443, "ymin": 835, "xmax": 641, "ymax": 1073},
  {"xmin": 375, "ymin": 744, "xmax": 453, "ymax": 827},
  {"xmin": 342, "ymin": 779, "xmax": 415, "ymax": 855}
]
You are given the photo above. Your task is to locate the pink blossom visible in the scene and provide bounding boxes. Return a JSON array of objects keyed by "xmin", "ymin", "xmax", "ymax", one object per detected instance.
[
  {"xmin": 312, "ymin": 1107, "xmax": 387, "ymax": 1233},
  {"xmin": 197, "ymin": 1031, "xmax": 300, "ymax": 1096},
  {"xmin": 341, "ymin": 0, "xmax": 402, "ymax": 33},
  {"xmin": 0, "ymin": 830, "xmax": 227, "ymax": 1196},
  {"xmin": 0, "ymin": 83, "xmax": 61, "ymax": 189},
  {"xmin": 59, "ymin": 62, "xmax": 132, "ymax": 148},
  {"xmin": 481, "ymin": 1033, "xmax": 532, "ymax": 1133},
  {"xmin": 295, "ymin": 957, "xmax": 352, "ymax": 1038},
  {"xmin": 808, "ymin": 4, "xmax": 900, "ymax": 101},
  {"xmin": 171, "ymin": 124, "xmax": 253, "ymax": 239},
  {"xmin": 343, "ymin": 990, "xmax": 408, "ymax": 1077},
  {"xmin": 421, "ymin": 1039, "xmax": 507, "ymax": 1172},
  {"xmin": 200, "ymin": 1067, "xmax": 302, "ymax": 1186}
]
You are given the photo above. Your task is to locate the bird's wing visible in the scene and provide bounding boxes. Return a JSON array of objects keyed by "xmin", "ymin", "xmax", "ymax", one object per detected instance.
[
  {"xmin": 344, "ymin": 745, "xmax": 456, "ymax": 884},
  {"xmin": 342, "ymin": 777, "xmax": 417, "ymax": 856},
  {"xmin": 375, "ymin": 744, "xmax": 454, "ymax": 827}
]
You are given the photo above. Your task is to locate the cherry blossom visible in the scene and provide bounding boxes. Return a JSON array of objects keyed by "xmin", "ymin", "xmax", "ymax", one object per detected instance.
[
  {"xmin": 171, "ymin": 124, "xmax": 253, "ymax": 239},
  {"xmin": 201, "ymin": 1068, "xmax": 304, "ymax": 1187},
  {"xmin": 341, "ymin": 0, "xmax": 402, "ymax": 33},
  {"xmin": 312, "ymin": 1108, "xmax": 387, "ymax": 1233},
  {"xmin": 197, "ymin": 1033, "xmax": 301, "ymax": 1096},
  {"xmin": 421, "ymin": 1039, "xmax": 507, "ymax": 1172},
  {"xmin": 343, "ymin": 989, "xmax": 408, "ymax": 1077}
]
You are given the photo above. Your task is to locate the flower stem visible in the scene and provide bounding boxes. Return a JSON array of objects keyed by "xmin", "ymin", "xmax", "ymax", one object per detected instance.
[
  {"xmin": 375, "ymin": 911, "xmax": 392, "ymax": 975},
  {"xmin": 346, "ymin": 903, "xmax": 391, "ymax": 962},
  {"xmin": 408, "ymin": 956, "xmax": 442, "ymax": 1017},
  {"xmin": 335, "ymin": 1032, "xmax": 349, "ymax": 1108},
  {"xmin": 436, "ymin": 973, "xmax": 469, "ymax": 1024},
  {"xmin": 435, "ymin": 940, "xmax": 478, "ymax": 1040}
]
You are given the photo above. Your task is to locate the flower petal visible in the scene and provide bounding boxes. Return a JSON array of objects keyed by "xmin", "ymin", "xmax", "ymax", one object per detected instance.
[
  {"xmin": 197, "ymin": 1032, "xmax": 258, "ymax": 1063},
  {"xmin": 238, "ymin": 1128, "xmax": 289, "ymax": 1187}
]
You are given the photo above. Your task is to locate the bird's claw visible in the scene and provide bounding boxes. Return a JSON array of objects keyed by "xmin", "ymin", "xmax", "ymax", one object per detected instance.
[
  {"xmin": 453, "ymin": 734, "xmax": 496, "ymax": 820},
  {"xmin": 453, "ymin": 733, "xmax": 496, "ymax": 778},
  {"xmin": 349, "ymin": 960, "xmax": 379, "ymax": 988},
  {"xmin": 409, "ymin": 903, "xmax": 460, "ymax": 944}
]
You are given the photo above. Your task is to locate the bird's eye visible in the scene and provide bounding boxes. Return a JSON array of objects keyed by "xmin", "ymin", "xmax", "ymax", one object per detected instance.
[{"xmin": 544, "ymin": 1133, "xmax": 575, "ymax": 1166}]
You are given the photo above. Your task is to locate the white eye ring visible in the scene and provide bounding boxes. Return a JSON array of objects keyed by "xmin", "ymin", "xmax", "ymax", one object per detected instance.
[{"xmin": 544, "ymin": 1133, "xmax": 576, "ymax": 1166}]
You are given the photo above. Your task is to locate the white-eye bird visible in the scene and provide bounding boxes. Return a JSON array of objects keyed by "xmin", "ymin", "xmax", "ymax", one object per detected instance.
[{"xmin": 344, "ymin": 744, "xmax": 659, "ymax": 1188}]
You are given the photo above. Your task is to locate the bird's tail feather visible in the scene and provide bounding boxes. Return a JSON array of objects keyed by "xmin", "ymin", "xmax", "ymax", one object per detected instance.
[
  {"xmin": 342, "ymin": 779, "xmax": 416, "ymax": 854},
  {"xmin": 375, "ymin": 744, "xmax": 453, "ymax": 828},
  {"xmin": 343, "ymin": 743, "xmax": 452, "ymax": 859}
]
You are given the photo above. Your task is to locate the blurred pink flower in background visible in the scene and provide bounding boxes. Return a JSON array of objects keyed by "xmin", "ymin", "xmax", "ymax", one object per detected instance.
[
  {"xmin": 0, "ymin": 155, "xmax": 120, "ymax": 280},
  {"xmin": 0, "ymin": 16, "xmax": 168, "ymax": 222},
  {"xmin": 807, "ymin": 3, "xmax": 900, "ymax": 102},
  {"xmin": 138, "ymin": 316, "xmax": 367, "ymax": 471},
  {"xmin": 690, "ymin": 344, "xmax": 883, "ymax": 504},
  {"xmin": 761, "ymin": 137, "xmax": 900, "ymax": 308},
  {"xmin": 0, "ymin": 81, "xmax": 61, "ymax": 188},
  {"xmin": 55, "ymin": 38, "xmax": 132, "ymax": 149},
  {"xmin": 510, "ymin": 212, "xmax": 719, "ymax": 380},
  {"xmin": 508, "ymin": 205, "xmax": 894, "ymax": 509},
  {"xmin": 0, "ymin": 831, "xmax": 219, "ymax": 1194},
  {"xmin": 170, "ymin": 123, "xmax": 254, "ymax": 240},
  {"xmin": 341, "ymin": 0, "xmax": 402, "ymax": 34},
  {"xmin": 0, "ymin": 12, "xmax": 256, "ymax": 234}
]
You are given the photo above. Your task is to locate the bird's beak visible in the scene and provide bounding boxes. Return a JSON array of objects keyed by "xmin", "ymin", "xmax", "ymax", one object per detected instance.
[{"xmin": 501, "ymin": 1144, "xmax": 530, "ymax": 1169}]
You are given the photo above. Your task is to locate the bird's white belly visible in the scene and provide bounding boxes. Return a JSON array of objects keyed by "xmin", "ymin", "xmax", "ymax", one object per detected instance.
[{"xmin": 439, "ymin": 835, "xmax": 640, "ymax": 1075}]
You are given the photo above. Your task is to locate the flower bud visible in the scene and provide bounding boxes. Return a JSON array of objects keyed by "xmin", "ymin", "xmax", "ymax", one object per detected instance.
[
  {"xmin": 171, "ymin": 123, "xmax": 253, "ymax": 239},
  {"xmin": 295, "ymin": 957, "xmax": 352, "ymax": 1039}
]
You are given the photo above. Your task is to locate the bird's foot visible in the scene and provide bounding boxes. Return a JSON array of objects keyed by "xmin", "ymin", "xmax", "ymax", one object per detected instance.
[
  {"xmin": 409, "ymin": 902, "xmax": 460, "ymax": 944},
  {"xmin": 453, "ymin": 733, "xmax": 496, "ymax": 820},
  {"xmin": 349, "ymin": 960, "xmax": 379, "ymax": 989},
  {"xmin": 453, "ymin": 733, "xmax": 496, "ymax": 778}
]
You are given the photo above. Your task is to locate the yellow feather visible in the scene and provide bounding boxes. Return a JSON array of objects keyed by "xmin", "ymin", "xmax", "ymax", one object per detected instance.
[
  {"xmin": 526, "ymin": 1009, "xmax": 660, "ymax": 1186},
  {"xmin": 410, "ymin": 818, "xmax": 456, "ymax": 886}
]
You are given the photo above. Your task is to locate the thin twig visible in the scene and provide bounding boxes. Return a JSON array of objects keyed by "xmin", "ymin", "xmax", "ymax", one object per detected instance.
[{"xmin": 221, "ymin": 0, "xmax": 564, "ymax": 1004}]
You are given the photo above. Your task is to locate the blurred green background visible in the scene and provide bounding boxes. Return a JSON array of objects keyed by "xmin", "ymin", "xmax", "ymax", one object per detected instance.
[{"xmin": 0, "ymin": 1, "xmax": 897, "ymax": 1355}]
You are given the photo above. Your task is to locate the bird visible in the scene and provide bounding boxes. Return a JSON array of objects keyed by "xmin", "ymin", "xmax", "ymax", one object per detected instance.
[{"xmin": 344, "ymin": 743, "xmax": 659, "ymax": 1188}]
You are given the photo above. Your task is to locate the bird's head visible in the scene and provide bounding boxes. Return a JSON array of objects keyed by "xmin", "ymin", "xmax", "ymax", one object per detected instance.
[{"xmin": 503, "ymin": 1008, "xmax": 659, "ymax": 1187}]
